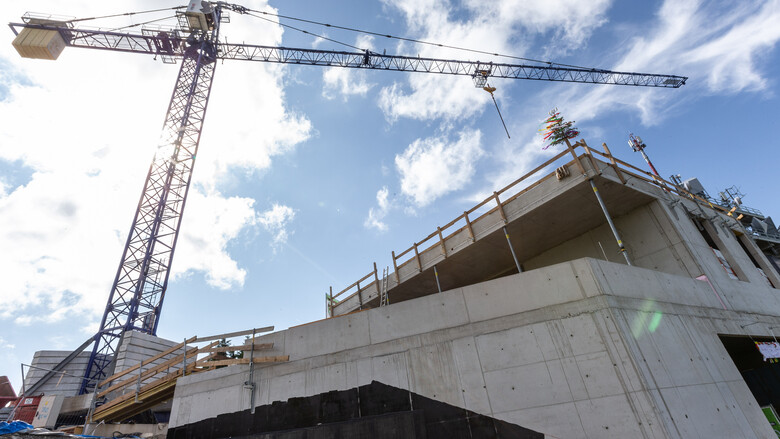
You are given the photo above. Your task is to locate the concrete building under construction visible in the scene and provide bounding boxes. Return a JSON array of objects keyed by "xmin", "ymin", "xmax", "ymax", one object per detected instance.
[{"xmin": 10, "ymin": 140, "xmax": 780, "ymax": 438}]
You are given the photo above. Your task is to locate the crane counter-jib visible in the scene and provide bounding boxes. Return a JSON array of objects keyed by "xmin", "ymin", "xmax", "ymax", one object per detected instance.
[{"xmin": 8, "ymin": 22, "xmax": 688, "ymax": 88}]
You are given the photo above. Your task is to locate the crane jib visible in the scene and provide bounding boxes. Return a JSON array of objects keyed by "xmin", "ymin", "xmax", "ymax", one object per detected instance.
[
  {"xmin": 8, "ymin": 22, "xmax": 687, "ymax": 88},
  {"xmin": 7, "ymin": 6, "xmax": 687, "ymax": 397}
]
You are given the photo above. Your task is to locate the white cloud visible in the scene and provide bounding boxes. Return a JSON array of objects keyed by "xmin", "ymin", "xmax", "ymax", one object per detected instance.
[
  {"xmin": 322, "ymin": 35, "xmax": 376, "ymax": 100},
  {"xmin": 0, "ymin": 337, "xmax": 15, "ymax": 350},
  {"xmin": 257, "ymin": 204, "xmax": 296, "ymax": 250},
  {"xmin": 681, "ymin": 1, "xmax": 780, "ymax": 93},
  {"xmin": 553, "ymin": 0, "xmax": 780, "ymax": 127},
  {"xmin": 0, "ymin": 0, "xmax": 311, "ymax": 326},
  {"xmin": 378, "ymin": 0, "xmax": 611, "ymax": 121},
  {"xmin": 173, "ymin": 190, "xmax": 258, "ymax": 290},
  {"xmin": 395, "ymin": 129, "xmax": 483, "ymax": 206},
  {"xmin": 365, "ymin": 186, "xmax": 392, "ymax": 231}
]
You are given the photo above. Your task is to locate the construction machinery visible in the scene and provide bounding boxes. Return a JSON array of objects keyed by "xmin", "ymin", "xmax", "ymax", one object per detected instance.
[{"xmin": 9, "ymin": 1, "xmax": 688, "ymax": 396}]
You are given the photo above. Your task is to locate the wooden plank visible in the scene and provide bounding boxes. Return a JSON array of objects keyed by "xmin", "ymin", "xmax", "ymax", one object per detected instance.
[
  {"xmin": 97, "ymin": 345, "xmax": 200, "ymax": 398},
  {"xmin": 413, "ymin": 243, "xmax": 422, "ymax": 272},
  {"xmin": 99, "ymin": 336, "xmax": 196, "ymax": 387},
  {"xmin": 97, "ymin": 341, "xmax": 217, "ymax": 399},
  {"xmin": 95, "ymin": 372, "xmax": 179, "ymax": 417},
  {"xmin": 564, "ymin": 138, "xmax": 586, "ymax": 174},
  {"xmin": 494, "ymin": 192, "xmax": 507, "ymax": 224},
  {"xmin": 195, "ymin": 326, "xmax": 274, "ymax": 343},
  {"xmin": 437, "ymin": 227, "xmax": 447, "ymax": 258},
  {"xmin": 198, "ymin": 343, "xmax": 273, "ymax": 354},
  {"xmin": 373, "ymin": 262, "xmax": 380, "ymax": 297},
  {"xmin": 600, "ymin": 142, "xmax": 626, "ymax": 184},
  {"xmin": 463, "ymin": 212, "xmax": 475, "ymax": 242},
  {"xmin": 195, "ymin": 355, "xmax": 289, "ymax": 368},
  {"xmin": 391, "ymin": 251, "xmax": 400, "ymax": 283},
  {"xmin": 579, "ymin": 140, "xmax": 601, "ymax": 175}
]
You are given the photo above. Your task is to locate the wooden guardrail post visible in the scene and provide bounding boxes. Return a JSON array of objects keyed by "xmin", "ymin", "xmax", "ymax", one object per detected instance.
[
  {"xmin": 373, "ymin": 262, "xmax": 381, "ymax": 297},
  {"xmin": 391, "ymin": 251, "xmax": 400, "ymax": 283},
  {"xmin": 579, "ymin": 140, "xmax": 601, "ymax": 174},
  {"xmin": 464, "ymin": 212, "xmax": 475, "ymax": 242},
  {"xmin": 494, "ymin": 192, "xmax": 507, "ymax": 224},
  {"xmin": 437, "ymin": 227, "xmax": 447, "ymax": 258},
  {"xmin": 564, "ymin": 137, "xmax": 586, "ymax": 175},
  {"xmin": 413, "ymin": 243, "xmax": 422, "ymax": 272},
  {"xmin": 601, "ymin": 142, "xmax": 626, "ymax": 184}
]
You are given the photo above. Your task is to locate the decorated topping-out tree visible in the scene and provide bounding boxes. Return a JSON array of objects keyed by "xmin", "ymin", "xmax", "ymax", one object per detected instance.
[{"xmin": 539, "ymin": 108, "xmax": 579, "ymax": 149}]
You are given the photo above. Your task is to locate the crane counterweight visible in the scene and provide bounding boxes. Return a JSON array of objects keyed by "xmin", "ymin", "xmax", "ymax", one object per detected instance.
[{"xmin": 12, "ymin": 19, "xmax": 68, "ymax": 60}]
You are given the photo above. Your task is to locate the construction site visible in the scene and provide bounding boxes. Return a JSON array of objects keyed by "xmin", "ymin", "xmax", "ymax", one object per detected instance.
[{"xmin": 4, "ymin": 2, "xmax": 780, "ymax": 439}]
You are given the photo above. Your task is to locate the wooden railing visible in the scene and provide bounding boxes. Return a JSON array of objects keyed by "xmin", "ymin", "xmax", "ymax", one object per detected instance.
[
  {"xmin": 326, "ymin": 138, "xmax": 735, "ymax": 316},
  {"xmin": 90, "ymin": 326, "xmax": 287, "ymax": 422}
]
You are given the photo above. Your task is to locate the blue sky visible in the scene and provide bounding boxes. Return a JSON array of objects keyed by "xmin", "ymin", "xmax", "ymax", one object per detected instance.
[{"xmin": 1, "ymin": 0, "xmax": 778, "ymax": 393}]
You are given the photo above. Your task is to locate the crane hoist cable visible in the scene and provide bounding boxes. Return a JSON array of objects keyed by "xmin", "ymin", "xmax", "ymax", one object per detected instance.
[
  {"xmin": 67, "ymin": 6, "xmax": 185, "ymax": 24},
  {"xmin": 245, "ymin": 7, "xmax": 596, "ymax": 71},
  {"xmin": 483, "ymin": 85, "xmax": 510, "ymax": 139},
  {"xmin": 108, "ymin": 15, "xmax": 180, "ymax": 32},
  {"xmin": 246, "ymin": 11, "xmax": 364, "ymax": 52}
]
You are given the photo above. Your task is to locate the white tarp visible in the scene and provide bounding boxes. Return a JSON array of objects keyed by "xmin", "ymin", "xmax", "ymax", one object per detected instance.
[{"xmin": 756, "ymin": 342, "xmax": 780, "ymax": 361}]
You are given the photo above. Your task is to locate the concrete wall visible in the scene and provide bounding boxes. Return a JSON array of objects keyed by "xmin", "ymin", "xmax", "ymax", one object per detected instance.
[
  {"xmin": 23, "ymin": 351, "xmax": 91, "ymax": 397},
  {"xmin": 524, "ymin": 201, "xmax": 701, "ymax": 279},
  {"xmin": 21, "ymin": 333, "xmax": 179, "ymax": 401},
  {"xmin": 170, "ymin": 258, "xmax": 780, "ymax": 438},
  {"xmin": 107, "ymin": 332, "xmax": 180, "ymax": 402},
  {"xmin": 114, "ymin": 331, "xmax": 179, "ymax": 375}
]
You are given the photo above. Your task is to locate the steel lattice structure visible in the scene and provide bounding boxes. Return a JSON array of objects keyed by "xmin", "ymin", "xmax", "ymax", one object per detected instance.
[
  {"xmin": 8, "ymin": 3, "xmax": 687, "ymax": 396},
  {"xmin": 74, "ymin": 12, "xmax": 222, "ymax": 395},
  {"xmin": 8, "ymin": 22, "xmax": 687, "ymax": 88}
]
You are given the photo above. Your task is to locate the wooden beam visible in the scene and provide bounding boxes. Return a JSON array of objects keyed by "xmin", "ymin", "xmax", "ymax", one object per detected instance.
[
  {"xmin": 198, "ymin": 343, "xmax": 273, "ymax": 354},
  {"xmin": 494, "ymin": 192, "xmax": 507, "ymax": 224},
  {"xmin": 97, "ymin": 341, "xmax": 217, "ymax": 399},
  {"xmin": 463, "ymin": 212, "xmax": 475, "ymax": 242},
  {"xmin": 195, "ymin": 355, "xmax": 289, "ymax": 368},
  {"xmin": 564, "ymin": 138, "xmax": 586, "ymax": 175},
  {"xmin": 601, "ymin": 142, "xmax": 626, "ymax": 184},
  {"xmin": 373, "ymin": 262, "xmax": 381, "ymax": 297},
  {"xmin": 99, "ymin": 336, "xmax": 197, "ymax": 387},
  {"xmin": 195, "ymin": 326, "xmax": 274, "ymax": 343},
  {"xmin": 437, "ymin": 227, "xmax": 447, "ymax": 258},
  {"xmin": 391, "ymin": 251, "xmax": 400, "ymax": 283},
  {"xmin": 98, "ymin": 347, "xmax": 196, "ymax": 399},
  {"xmin": 579, "ymin": 140, "xmax": 601, "ymax": 174},
  {"xmin": 413, "ymin": 243, "xmax": 422, "ymax": 272}
]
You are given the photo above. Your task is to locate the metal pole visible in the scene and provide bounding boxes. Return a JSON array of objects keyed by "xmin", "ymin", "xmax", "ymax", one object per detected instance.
[
  {"xmin": 638, "ymin": 149, "xmax": 661, "ymax": 178},
  {"xmin": 247, "ymin": 328, "xmax": 256, "ymax": 414},
  {"xmin": 328, "ymin": 286, "xmax": 333, "ymax": 318},
  {"xmin": 19, "ymin": 364, "xmax": 25, "ymax": 397},
  {"xmin": 434, "ymin": 265, "xmax": 442, "ymax": 293},
  {"xmin": 589, "ymin": 179, "xmax": 632, "ymax": 265},
  {"xmin": 182, "ymin": 338, "xmax": 187, "ymax": 377},
  {"xmin": 134, "ymin": 364, "xmax": 142, "ymax": 403},
  {"xmin": 503, "ymin": 226, "xmax": 523, "ymax": 273}
]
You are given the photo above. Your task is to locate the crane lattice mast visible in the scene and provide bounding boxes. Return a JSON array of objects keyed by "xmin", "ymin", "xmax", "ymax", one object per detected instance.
[{"xmin": 8, "ymin": 2, "xmax": 687, "ymax": 395}]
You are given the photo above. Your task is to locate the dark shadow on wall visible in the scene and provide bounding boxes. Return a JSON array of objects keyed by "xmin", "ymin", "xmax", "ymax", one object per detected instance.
[{"xmin": 167, "ymin": 380, "xmax": 543, "ymax": 439}]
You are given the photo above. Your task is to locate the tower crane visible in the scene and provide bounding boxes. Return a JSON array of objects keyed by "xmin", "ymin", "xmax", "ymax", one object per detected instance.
[{"xmin": 9, "ymin": 1, "xmax": 687, "ymax": 396}]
